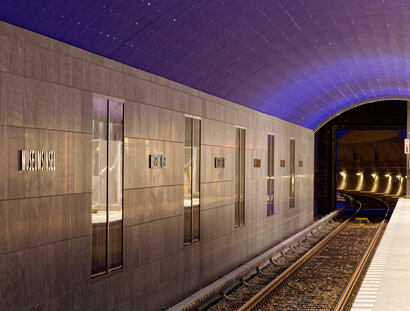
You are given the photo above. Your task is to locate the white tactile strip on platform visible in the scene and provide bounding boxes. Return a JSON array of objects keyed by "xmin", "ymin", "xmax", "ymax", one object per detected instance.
[
  {"xmin": 351, "ymin": 196, "xmax": 402, "ymax": 311},
  {"xmin": 351, "ymin": 252, "xmax": 388, "ymax": 311}
]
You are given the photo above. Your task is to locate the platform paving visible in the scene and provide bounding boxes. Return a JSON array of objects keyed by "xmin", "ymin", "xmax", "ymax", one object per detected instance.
[{"xmin": 352, "ymin": 198, "xmax": 410, "ymax": 311}]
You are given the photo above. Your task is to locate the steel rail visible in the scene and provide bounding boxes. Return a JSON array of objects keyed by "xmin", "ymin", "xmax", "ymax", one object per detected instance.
[
  {"xmin": 238, "ymin": 202, "xmax": 361, "ymax": 311},
  {"xmin": 333, "ymin": 200, "xmax": 390, "ymax": 311}
]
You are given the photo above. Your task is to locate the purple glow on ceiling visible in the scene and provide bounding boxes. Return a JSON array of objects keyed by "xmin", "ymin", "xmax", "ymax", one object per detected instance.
[{"xmin": 1, "ymin": 0, "xmax": 409, "ymax": 129}]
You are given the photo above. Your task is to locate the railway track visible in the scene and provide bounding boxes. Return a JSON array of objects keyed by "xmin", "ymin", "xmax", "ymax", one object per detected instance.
[{"xmin": 204, "ymin": 193, "xmax": 391, "ymax": 311}]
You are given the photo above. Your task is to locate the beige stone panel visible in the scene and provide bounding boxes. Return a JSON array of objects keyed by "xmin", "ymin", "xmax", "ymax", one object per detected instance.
[
  {"xmin": 25, "ymin": 41, "xmax": 58, "ymax": 83},
  {"xmin": 0, "ymin": 126, "xmax": 6, "ymax": 200},
  {"xmin": 0, "ymin": 34, "xmax": 26, "ymax": 76},
  {"xmin": 201, "ymin": 181, "xmax": 234, "ymax": 211},
  {"xmin": 81, "ymin": 91, "xmax": 92, "ymax": 134},
  {"xmin": 74, "ymin": 277, "xmax": 113, "ymax": 310},
  {"xmin": 1, "ymin": 194, "xmax": 90, "ymax": 253},
  {"xmin": 95, "ymin": 65, "xmax": 112, "ymax": 97},
  {"xmin": 110, "ymin": 270, "xmax": 133, "ymax": 307},
  {"xmin": 203, "ymin": 100, "xmax": 217, "ymax": 120},
  {"xmin": 29, "ymin": 193, "xmax": 90, "ymax": 247},
  {"xmin": 124, "ymin": 75, "xmax": 151, "ymax": 105},
  {"xmin": 166, "ymin": 87, "xmax": 190, "ymax": 112},
  {"xmin": 72, "ymin": 132, "xmax": 92, "ymax": 193},
  {"xmin": 26, "ymin": 293, "xmax": 75, "ymax": 311},
  {"xmin": 132, "ymin": 259, "xmax": 161, "ymax": 300},
  {"xmin": 125, "ymin": 138, "xmax": 183, "ymax": 189},
  {"xmin": 29, "ymin": 196, "xmax": 65, "ymax": 247},
  {"xmin": 109, "ymin": 70, "xmax": 126, "ymax": 99},
  {"xmin": 123, "ymin": 191, "xmax": 136, "ymax": 228},
  {"xmin": 200, "ymin": 204, "xmax": 235, "ymax": 242},
  {"xmin": 187, "ymin": 95, "xmax": 204, "ymax": 117},
  {"xmin": 0, "ymin": 201, "xmax": 3, "ymax": 253},
  {"xmin": 122, "ymin": 226, "xmax": 133, "ymax": 269},
  {"xmin": 0, "ymin": 72, "xmax": 4, "ymax": 125},
  {"xmin": 147, "ymin": 82, "xmax": 168, "ymax": 110},
  {"xmin": 3, "ymin": 73, "xmax": 50, "ymax": 128},
  {"xmin": 82, "ymin": 60, "xmax": 97, "ymax": 92},
  {"xmin": 124, "ymin": 185, "xmax": 183, "ymax": 227},
  {"xmin": 71, "ymin": 193, "xmax": 92, "ymax": 238},
  {"xmin": 0, "ymin": 250, "xmax": 29, "ymax": 310},
  {"xmin": 201, "ymin": 119, "xmax": 235, "ymax": 147},
  {"xmin": 6, "ymin": 127, "xmax": 72, "ymax": 199},
  {"xmin": 56, "ymin": 52, "xmax": 76, "ymax": 88},
  {"xmin": 125, "ymin": 101, "xmax": 184, "ymax": 142},
  {"xmin": 130, "ymin": 216, "xmax": 183, "ymax": 267},
  {"xmin": 54, "ymin": 83, "xmax": 82, "ymax": 132},
  {"xmin": 3, "ymin": 73, "xmax": 86, "ymax": 132},
  {"xmin": 70, "ymin": 235, "xmax": 93, "ymax": 295},
  {"xmin": 70, "ymin": 57, "xmax": 87, "ymax": 92},
  {"xmin": 157, "ymin": 252, "xmax": 186, "ymax": 308},
  {"xmin": 82, "ymin": 62, "xmax": 111, "ymax": 96},
  {"xmin": 246, "ymin": 149, "xmax": 266, "ymax": 180},
  {"xmin": 6, "ymin": 126, "xmax": 28, "ymax": 199},
  {"xmin": 1, "ymin": 22, "xmax": 51, "ymax": 54},
  {"xmin": 26, "ymin": 241, "xmax": 71, "ymax": 307},
  {"xmin": 201, "ymin": 145, "xmax": 235, "ymax": 183},
  {"xmin": 0, "ymin": 199, "xmax": 29, "ymax": 254}
]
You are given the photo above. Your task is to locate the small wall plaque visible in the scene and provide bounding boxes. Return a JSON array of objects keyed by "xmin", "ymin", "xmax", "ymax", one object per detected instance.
[
  {"xmin": 214, "ymin": 157, "xmax": 225, "ymax": 168},
  {"xmin": 254, "ymin": 159, "xmax": 261, "ymax": 168},
  {"xmin": 149, "ymin": 154, "xmax": 167, "ymax": 168},
  {"xmin": 280, "ymin": 160, "xmax": 286, "ymax": 167},
  {"xmin": 299, "ymin": 161, "xmax": 303, "ymax": 167}
]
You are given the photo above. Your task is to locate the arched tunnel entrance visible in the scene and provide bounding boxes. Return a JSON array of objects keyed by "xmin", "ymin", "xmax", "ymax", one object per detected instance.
[{"xmin": 314, "ymin": 100, "xmax": 407, "ymax": 215}]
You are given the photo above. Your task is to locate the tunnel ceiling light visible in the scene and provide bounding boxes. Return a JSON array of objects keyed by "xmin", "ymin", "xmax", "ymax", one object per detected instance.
[
  {"xmin": 371, "ymin": 173, "xmax": 377, "ymax": 178},
  {"xmin": 396, "ymin": 175, "xmax": 401, "ymax": 179},
  {"xmin": 356, "ymin": 172, "xmax": 362, "ymax": 176},
  {"xmin": 385, "ymin": 174, "xmax": 391, "ymax": 177}
]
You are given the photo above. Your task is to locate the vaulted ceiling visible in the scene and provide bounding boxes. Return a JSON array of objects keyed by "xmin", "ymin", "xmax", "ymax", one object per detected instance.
[{"xmin": 1, "ymin": 0, "xmax": 410, "ymax": 129}]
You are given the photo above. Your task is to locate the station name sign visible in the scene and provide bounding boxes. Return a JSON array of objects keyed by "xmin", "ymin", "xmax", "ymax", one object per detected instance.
[
  {"xmin": 20, "ymin": 150, "xmax": 56, "ymax": 171},
  {"xmin": 149, "ymin": 154, "xmax": 167, "ymax": 169}
]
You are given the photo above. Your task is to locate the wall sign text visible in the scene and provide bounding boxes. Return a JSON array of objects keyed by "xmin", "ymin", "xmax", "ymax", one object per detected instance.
[
  {"xmin": 21, "ymin": 150, "xmax": 56, "ymax": 171},
  {"xmin": 214, "ymin": 157, "xmax": 225, "ymax": 168},
  {"xmin": 149, "ymin": 154, "xmax": 167, "ymax": 168}
]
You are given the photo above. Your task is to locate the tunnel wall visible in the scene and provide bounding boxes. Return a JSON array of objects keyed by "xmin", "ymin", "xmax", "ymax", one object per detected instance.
[
  {"xmin": 0, "ymin": 22, "xmax": 314, "ymax": 310},
  {"xmin": 338, "ymin": 165, "xmax": 405, "ymax": 196}
]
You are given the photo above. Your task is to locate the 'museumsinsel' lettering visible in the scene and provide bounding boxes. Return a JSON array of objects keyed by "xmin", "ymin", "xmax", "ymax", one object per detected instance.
[{"xmin": 21, "ymin": 150, "xmax": 56, "ymax": 171}]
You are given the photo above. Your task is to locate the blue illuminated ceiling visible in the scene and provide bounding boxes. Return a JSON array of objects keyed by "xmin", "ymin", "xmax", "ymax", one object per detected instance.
[{"xmin": 1, "ymin": 0, "xmax": 409, "ymax": 129}]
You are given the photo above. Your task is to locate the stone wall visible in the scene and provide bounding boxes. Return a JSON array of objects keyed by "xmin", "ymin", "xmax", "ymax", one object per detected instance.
[{"xmin": 0, "ymin": 21, "xmax": 314, "ymax": 310}]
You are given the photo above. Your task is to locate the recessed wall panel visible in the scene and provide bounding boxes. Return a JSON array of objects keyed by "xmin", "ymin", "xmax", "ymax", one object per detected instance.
[{"xmin": 91, "ymin": 97, "xmax": 108, "ymax": 276}]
